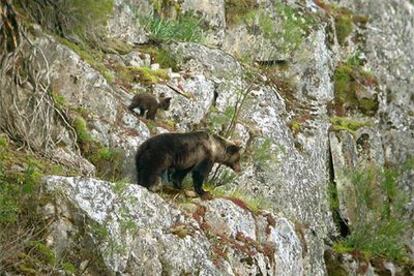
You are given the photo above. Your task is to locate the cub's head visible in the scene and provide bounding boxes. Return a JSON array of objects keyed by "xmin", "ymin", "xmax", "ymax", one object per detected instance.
[{"xmin": 159, "ymin": 95, "xmax": 172, "ymax": 110}]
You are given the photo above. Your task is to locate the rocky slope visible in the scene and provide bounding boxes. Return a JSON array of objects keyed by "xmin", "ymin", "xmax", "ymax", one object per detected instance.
[{"xmin": 0, "ymin": 0, "xmax": 413, "ymax": 275}]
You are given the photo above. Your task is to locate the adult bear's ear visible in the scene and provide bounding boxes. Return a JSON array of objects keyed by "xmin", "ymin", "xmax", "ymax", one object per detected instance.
[{"xmin": 226, "ymin": 144, "xmax": 241, "ymax": 154}]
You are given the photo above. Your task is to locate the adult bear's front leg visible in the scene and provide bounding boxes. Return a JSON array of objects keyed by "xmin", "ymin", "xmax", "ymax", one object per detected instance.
[{"xmin": 192, "ymin": 159, "xmax": 213, "ymax": 196}]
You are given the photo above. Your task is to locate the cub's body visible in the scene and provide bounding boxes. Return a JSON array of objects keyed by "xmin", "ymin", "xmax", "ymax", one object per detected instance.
[{"xmin": 128, "ymin": 93, "xmax": 171, "ymax": 120}]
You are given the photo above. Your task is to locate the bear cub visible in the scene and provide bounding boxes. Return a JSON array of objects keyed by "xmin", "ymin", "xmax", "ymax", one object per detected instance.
[
  {"xmin": 128, "ymin": 93, "xmax": 171, "ymax": 120},
  {"xmin": 135, "ymin": 131, "xmax": 241, "ymax": 196}
]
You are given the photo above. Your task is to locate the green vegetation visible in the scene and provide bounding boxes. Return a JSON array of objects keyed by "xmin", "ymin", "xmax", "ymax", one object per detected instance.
[
  {"xmin": 142, "ymin": 14, "xmax": 204, "ymax": 43},
  {"xmin": 289, "ymin": 119, "xmax": 302, "ymax": 135},
  {"xmin": 149, "ymin": 0, "xmax": 181, "ymax": 17},
  {"xmin": 115, "ymin": 66, "xmax": 170, "ymax": 86},
  {"xmin": 333, "ymin": 54, "xmax": 379, "ymax": 116},
  {"xmin": 73, "ymin": 116, "xmax": 93, "ymax": 143},
  {"xmin": 333, "ymin": 165, "xmax": 411, "ymax": 263},
  {"xmin": 90, "ymin": 147, "xmax": 125, "ymax": 181},
  {"xmin": 330, "ymin": 116, "xmax": 370, "ymax": 133},
  {"xmin": 51, "ymin": 91, "xmax": 67, "ymax": 109}
]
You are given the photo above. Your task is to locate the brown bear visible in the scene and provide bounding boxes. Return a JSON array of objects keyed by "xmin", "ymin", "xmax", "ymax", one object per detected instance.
[
  {"xmin": 135, "ymin": 131, "xmax": 241, "ymax": 196},
  {"xmin": 128, "ymin": 93, "xmax": 172, "ymax": 120}
]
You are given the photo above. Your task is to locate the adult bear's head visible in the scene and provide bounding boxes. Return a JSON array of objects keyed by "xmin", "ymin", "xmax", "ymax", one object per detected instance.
[{"xmin": 211, "ymin": 134, "xmax": 242, "ymax": 173}]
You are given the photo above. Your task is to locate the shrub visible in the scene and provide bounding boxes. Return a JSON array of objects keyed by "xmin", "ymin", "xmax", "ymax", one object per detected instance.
[{"xmin": 72, "ymin": 115, "xmax": 125, "ymax": 181}]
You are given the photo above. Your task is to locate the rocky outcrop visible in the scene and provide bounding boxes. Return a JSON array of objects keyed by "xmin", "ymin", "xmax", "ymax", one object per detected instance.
[
  {"xmin": 2, "ymin": 0, "xmax": 413, "ymax": 274},
  {"xmin": 42, "ymin": 176, "xmax": 304, "ymax": 275}
]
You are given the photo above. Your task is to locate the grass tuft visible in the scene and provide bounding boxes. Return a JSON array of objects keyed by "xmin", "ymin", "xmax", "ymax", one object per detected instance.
[{"xmin": 142, "ymin": 14, "xmax": 204, "ymax": 43}]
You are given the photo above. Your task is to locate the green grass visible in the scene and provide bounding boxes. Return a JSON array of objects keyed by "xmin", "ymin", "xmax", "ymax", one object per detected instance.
[
  {"xmin": 333, "ymin": 165, "xmax": 411, "ymax": 263},
  {"xmin": 142, "ymin": 14, "xmax": 204, "ymax": 43}
]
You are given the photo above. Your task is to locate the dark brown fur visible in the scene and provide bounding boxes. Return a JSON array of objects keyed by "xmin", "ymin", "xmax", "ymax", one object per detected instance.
[
  {"xmin": 128, "ymin": 93, "xmax": 171, "ymax": 120},
  {"xmin": 135, "ymin": 131, "xmax": 241, "ymax": 196}
]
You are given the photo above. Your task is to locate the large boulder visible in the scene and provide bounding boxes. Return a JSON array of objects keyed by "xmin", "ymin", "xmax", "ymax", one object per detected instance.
[{"xmin": 42, "ymin": 176, "xmax": 305, "ymax": 275}]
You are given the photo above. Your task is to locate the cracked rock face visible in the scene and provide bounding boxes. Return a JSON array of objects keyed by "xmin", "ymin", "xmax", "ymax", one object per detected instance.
[
  {"xmin": 339, "ymin": 0, "xmax": 414, "ymax": 215},
  {"xmin": 42, "ymin": 176, "xmax": 304, "ymax": 276},
  {"xmin": 35, "ymin": 34, "xmax": 151, "ymax": 181}
]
